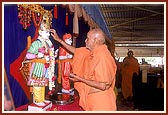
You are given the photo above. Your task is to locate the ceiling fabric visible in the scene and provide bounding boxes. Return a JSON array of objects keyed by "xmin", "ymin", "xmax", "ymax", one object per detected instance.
[{"xmin": 80, "ymin": 4, "xmax": 112, "ymax": 39}]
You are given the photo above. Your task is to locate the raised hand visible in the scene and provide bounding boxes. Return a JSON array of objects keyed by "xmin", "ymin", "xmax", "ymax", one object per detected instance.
[{"xmin": 50, "ymin": 29, "xmax": 62, "ymax": 42}]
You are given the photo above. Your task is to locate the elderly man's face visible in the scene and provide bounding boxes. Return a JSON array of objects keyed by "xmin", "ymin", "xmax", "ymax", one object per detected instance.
[{"xmin": 85, "ymin": 30, "xmax": 97, "ymax": 50}]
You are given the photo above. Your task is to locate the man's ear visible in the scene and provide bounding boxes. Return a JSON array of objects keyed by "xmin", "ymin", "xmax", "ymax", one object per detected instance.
[{"xmin": 94, "ymin": 38, "xmax": 98, "ymax": 43}]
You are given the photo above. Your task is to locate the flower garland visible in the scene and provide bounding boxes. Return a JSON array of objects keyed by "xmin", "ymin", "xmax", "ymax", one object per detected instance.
[
  {"xmin": 18, "ymin": 5, "xmax": 32, "ymax": 29},
  {"xmin": 38, "ymin": 35, "xmax": 56, "ymax": 95}
]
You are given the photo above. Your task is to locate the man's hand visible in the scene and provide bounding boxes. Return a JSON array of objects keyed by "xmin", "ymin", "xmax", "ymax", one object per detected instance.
[
  {"xmin": 69, "ymin": 73, "xmax": 112, "ymax": 91},
  {"xmin": 50, "ymin": 29, "xmax": 62, "ymax": 42},
  {"xmin": 69, "ymin": 73, "xmax": 80, "ymax": 82},
  {"xmin": 50, "ymin": 29, "xmax": 75, "ymax": 54}
]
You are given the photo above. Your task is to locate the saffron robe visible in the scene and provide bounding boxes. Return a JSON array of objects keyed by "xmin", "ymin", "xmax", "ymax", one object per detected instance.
[
  {"xmin": 121, "ymin": 56, "xmax": 139, "ymax": 99},
  {"xmin": 72, "ymin": 45, "xmax": 117, "ymax": 111}
]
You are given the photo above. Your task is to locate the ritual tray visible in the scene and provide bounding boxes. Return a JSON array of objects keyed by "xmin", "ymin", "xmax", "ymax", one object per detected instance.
[{"xmin": 49, "ymin": 93, "xmax": 74, "ymax": 105}]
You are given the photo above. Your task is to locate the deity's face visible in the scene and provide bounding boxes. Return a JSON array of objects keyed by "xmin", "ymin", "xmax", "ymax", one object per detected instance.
[
  {"xmin": 44, "ymin": 31, "xmax": 50, "ymax": 38},
  {"xmin": 39, "ymin": 30, "xmax": 50, "ymax": 39},
  {"xmin": 63, "ymin": 33, "xmax": 72, "ymax": 45},
  {"xmin": 39, "ymin": 23, "xmax": 50, "ymax": 39},
  {"xmin": 65, "ymin": 38, "xmax": 72, "ymax": 45}
]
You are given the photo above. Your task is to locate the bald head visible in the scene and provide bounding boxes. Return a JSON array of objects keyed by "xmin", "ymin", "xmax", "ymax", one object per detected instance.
[
  {"xmin": 89, "ymin": 28, "xmax": 106, "ymax": 45},
  {"xmin": 85, "ymin": 28, "xmax": 106, "ymax": 51}
]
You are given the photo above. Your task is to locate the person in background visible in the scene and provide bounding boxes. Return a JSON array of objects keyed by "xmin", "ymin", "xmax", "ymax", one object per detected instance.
[
  {"xmin": 50, "ymin": 28, "xmax": 117, "ymax": 111},
  {"xmin": 121, "ymin": 50, "xmax": 139, "ymax": 101},
  {"xmin": 157, "ymin": 69, "xmax": 164, "ymax": 89}
]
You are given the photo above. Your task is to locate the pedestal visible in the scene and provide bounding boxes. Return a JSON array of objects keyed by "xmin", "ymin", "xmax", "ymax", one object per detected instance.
[{"xmin": 28, "ymin": 100, "xmax": 52, "ymax": 111}]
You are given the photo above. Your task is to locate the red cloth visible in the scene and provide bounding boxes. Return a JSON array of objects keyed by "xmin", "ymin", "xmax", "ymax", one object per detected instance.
[
  {"xmin": 15, "ymin": 95, "xmax": 83, "ymax": 111},
  {"xmin": 54, "ymin": 5, "xmax": 58, "ymax": 19},
  {"xmin": 10, "ymin": 29, "xmax": 39, "ymax": 99},
  {"xmin": 65, "ymin": 13, "xmax": 68, "ymax": 26}
]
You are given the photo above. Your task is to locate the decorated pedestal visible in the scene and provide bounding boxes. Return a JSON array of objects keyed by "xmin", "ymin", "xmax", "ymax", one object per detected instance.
[{"xmin": 28, "ymin": 100, "xmax": 52, "ymax": 111}]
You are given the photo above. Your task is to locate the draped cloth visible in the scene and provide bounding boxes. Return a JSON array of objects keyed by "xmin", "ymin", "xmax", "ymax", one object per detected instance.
[
  {"xmin": 121, "ymin": 56, "xmax": 139, "ymax": 99},
  {"xmin": 71, "ymin": 45, "xmax": 117, "ymax": 111},
  {"xmin": 68, "ymin": 4, "xmax": 99, "ymax": 35}
]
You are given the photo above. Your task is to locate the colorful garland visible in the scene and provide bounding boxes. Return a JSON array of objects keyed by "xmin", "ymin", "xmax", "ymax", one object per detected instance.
[{"xmin": 18, "ymin": 5, "xmax": 32, "ymax": 30}]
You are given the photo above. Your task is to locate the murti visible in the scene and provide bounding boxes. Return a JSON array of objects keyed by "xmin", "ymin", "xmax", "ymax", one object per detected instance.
[
  {"xmin": 25, "ymin": 10, "xmax": 57, "ymax": 103},
  {"xmin": 58, "ymin": 33, "xmax": 73, "ymax": 94}
]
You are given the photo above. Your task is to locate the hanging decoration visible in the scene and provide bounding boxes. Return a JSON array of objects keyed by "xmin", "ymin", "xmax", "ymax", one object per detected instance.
[
  {"xmin": 17, "ymin": 4, "xmax": 53, "ymax": 30},
  {"xmin": 72, "ymin": 5, "xmax": 80, "ymax": 38},
  {"xmin": 19, "ymin": 4, "xmax": 46, "ymax": 15},
  {"xmin": 18, "ymin": 5, "xmax": 32, "ymax": 30},
  {"xmin": 65, "ymin": 12, "xmax": 68, "ymax": 26},
  {"xmin": 54, "ymin": 5, "xmax": 58, "ymax": 19},
  {"xmin": 32, "ymin": 12, "xmax": 42, "ymax": 28}
]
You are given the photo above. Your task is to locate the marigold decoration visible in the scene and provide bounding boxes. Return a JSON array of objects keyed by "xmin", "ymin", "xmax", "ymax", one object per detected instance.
[
  {"xmin": 18, "ymin": 4, "xmax": 53, "ymax": 30},
  {"xmin": 18, "ymin": 5, "xmax": 32, "ymax": 30},
  {"xmin": 19, "ymin": 4, "xmax": 46, "ymax": 15}
]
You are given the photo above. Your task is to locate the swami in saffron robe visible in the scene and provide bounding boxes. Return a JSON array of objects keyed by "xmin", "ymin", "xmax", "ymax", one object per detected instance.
[{"xmin": 71, "ymin": 45, "xmax": 117, "ymax": 111}]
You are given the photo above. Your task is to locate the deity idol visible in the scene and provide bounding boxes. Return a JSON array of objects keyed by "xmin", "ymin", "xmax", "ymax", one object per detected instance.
[
  {"xmin": 58, "ymin": 33, "xmax": 74, "ymax": 94},
  {"xmin": 25, "ymin": 11, "xmax": 57, "ymax": 104}
]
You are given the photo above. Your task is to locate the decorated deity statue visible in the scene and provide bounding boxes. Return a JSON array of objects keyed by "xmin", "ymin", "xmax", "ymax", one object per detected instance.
[
  {"xmin": 25, "ymin": 11, "xmax": 58, "ymax": 104},
  {"xmin": 58, "ymin": 33, "xmax": 74, "ymax": 94}
]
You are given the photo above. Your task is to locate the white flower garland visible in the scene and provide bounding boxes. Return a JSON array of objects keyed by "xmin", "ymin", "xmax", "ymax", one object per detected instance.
[{"xmin": 39, "ymin": 34, "xmax": 56, "ymax": 92}]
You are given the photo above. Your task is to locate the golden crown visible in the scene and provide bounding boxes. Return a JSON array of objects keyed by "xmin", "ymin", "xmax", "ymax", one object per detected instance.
[{"xmin": 19, "ymin": 4, "xmax": 53, "ymax": 28}]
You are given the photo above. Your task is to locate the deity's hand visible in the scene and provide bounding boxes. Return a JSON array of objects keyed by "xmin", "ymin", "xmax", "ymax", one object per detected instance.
[
  {"xmin": 45, "ymin": 55, "xmax": 50, "ymax": 62},
  {"xmin": 37, "ymin": 47, "xmax": 45, "ymax": 58},
  {"xmin": 50, "ymin": 29, "xmax": 62, "ymax": 43},
  {"xmin": 37, "ymin": 52, "xmax": 44, "ymax": 58},
  {"xmin": 67, "ymin": 54, "xmax": 73, "ymax": 59},
  {"xmin": 54, "ymin": 49, "xmax": 59, "ymax": 58},
  {"xmin": 38, "ymin": 47, "xmax": 45, "ymax": 54}
]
